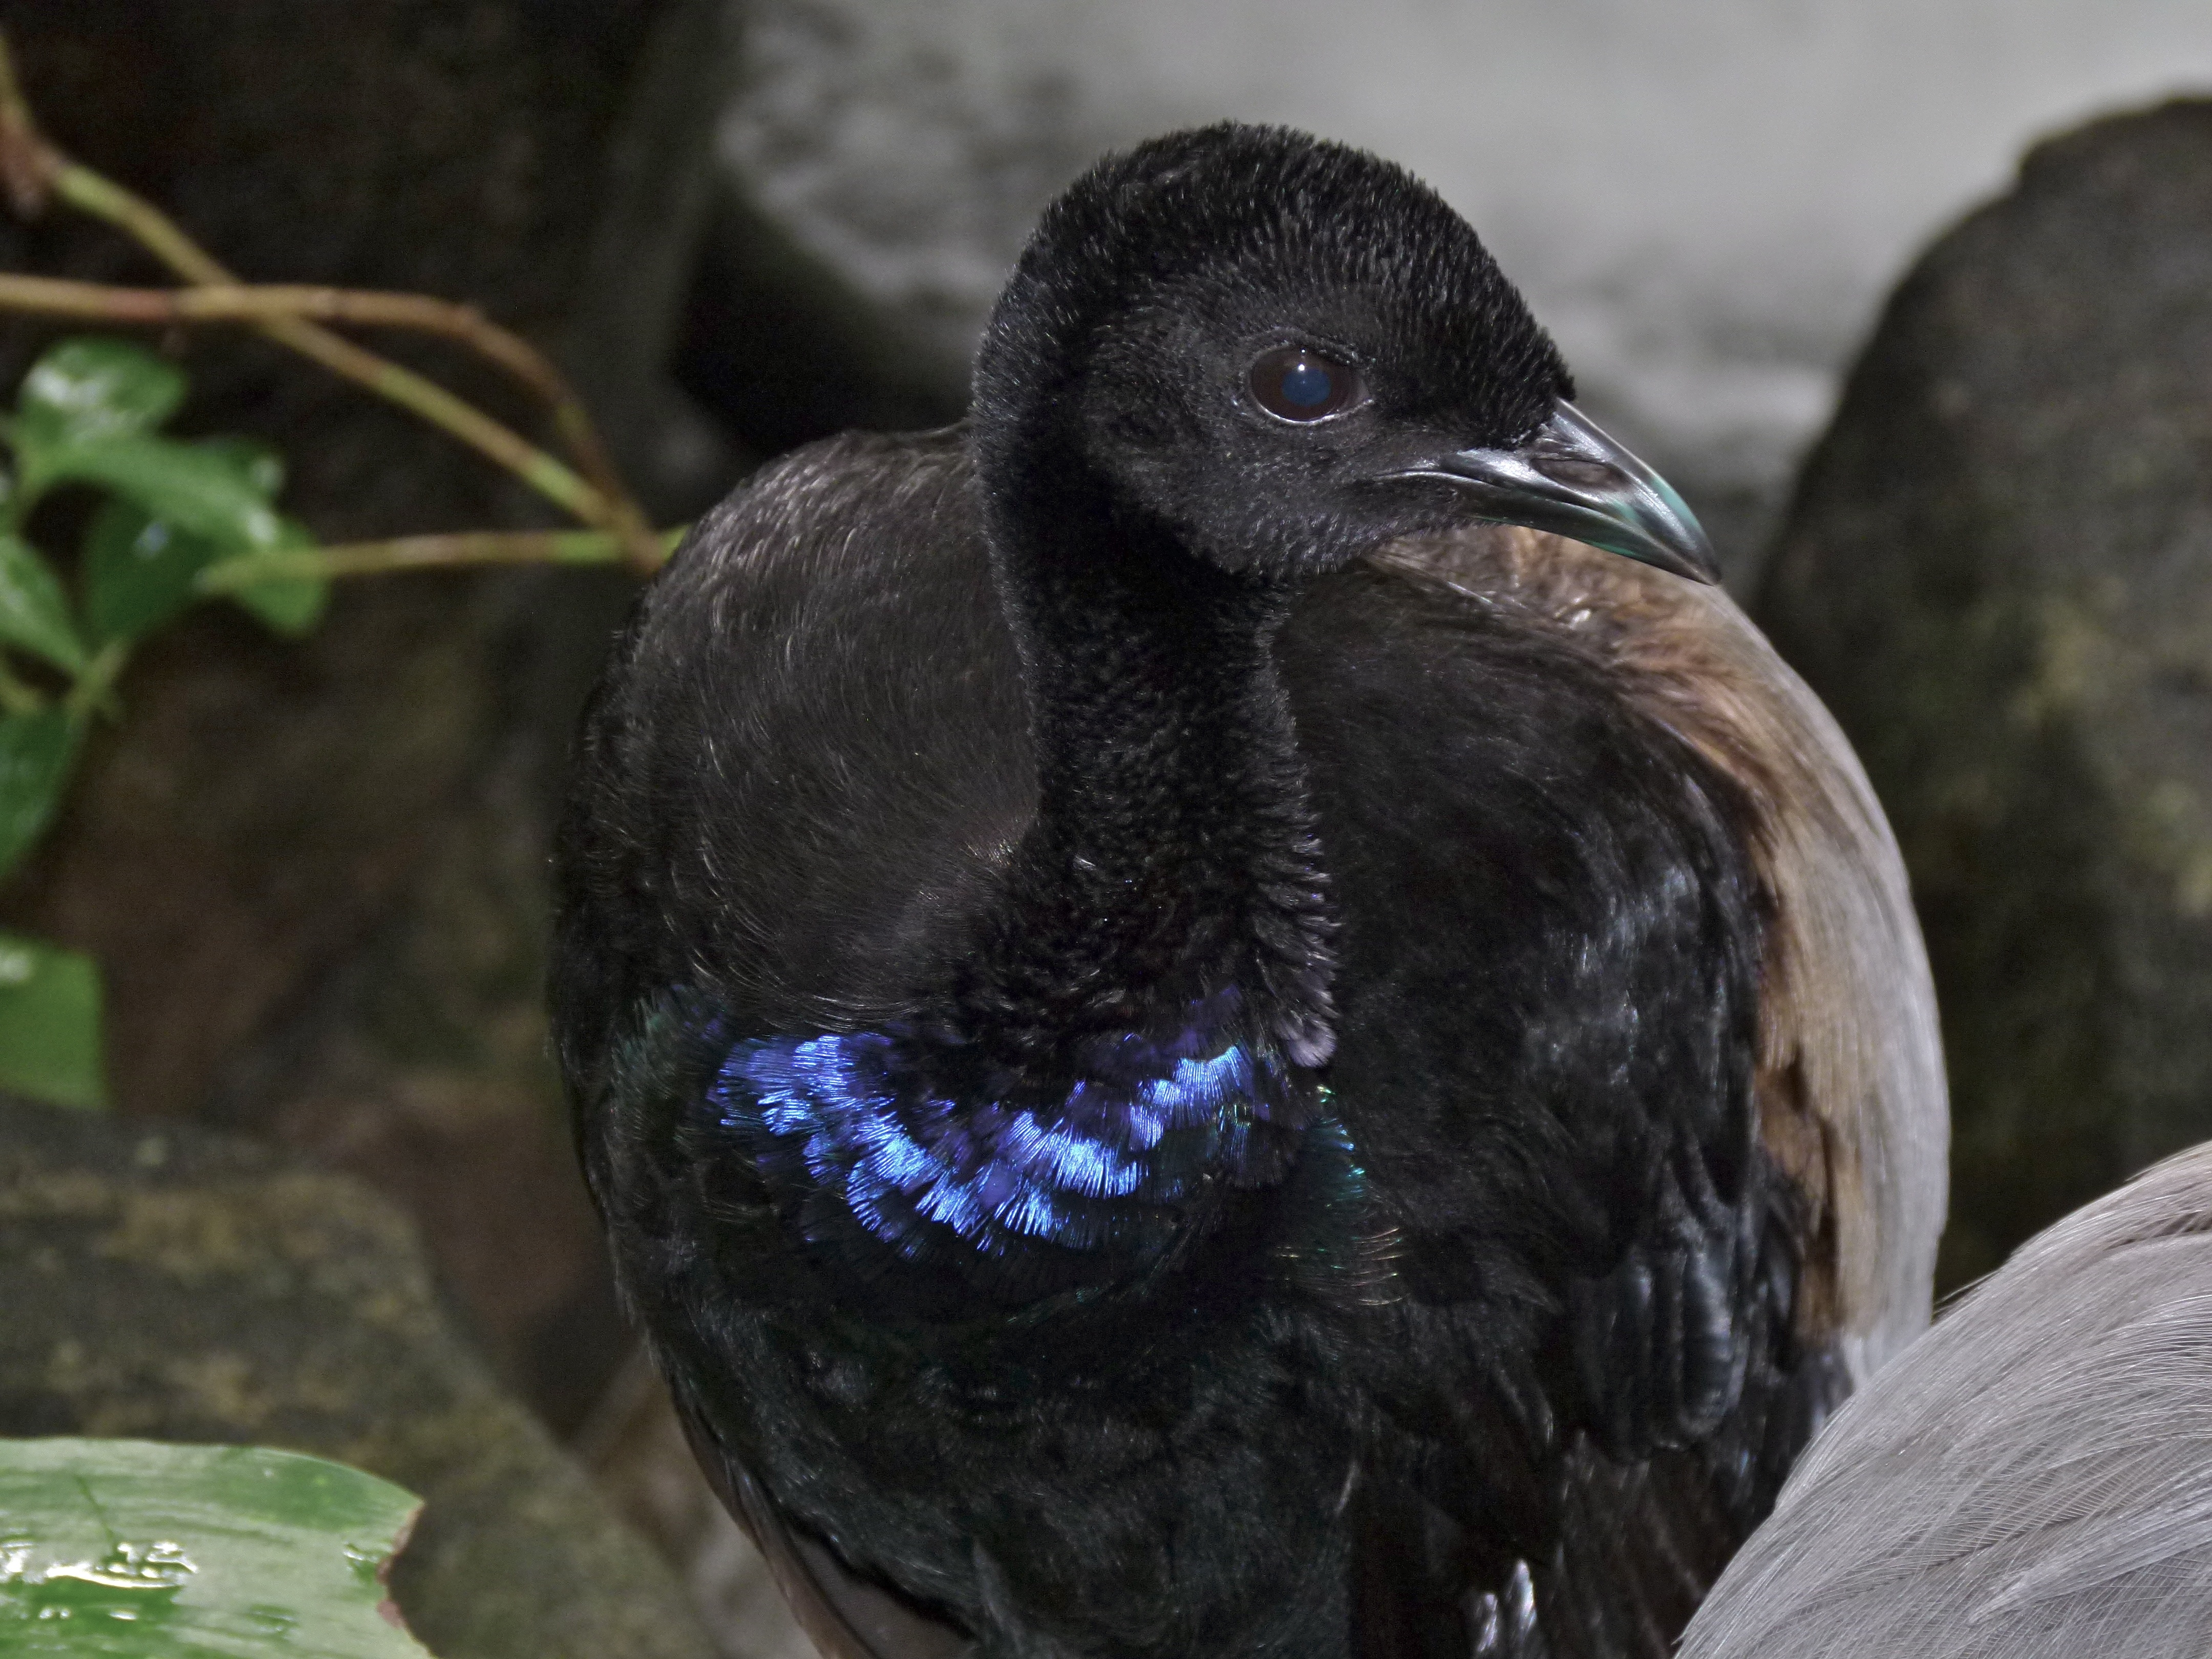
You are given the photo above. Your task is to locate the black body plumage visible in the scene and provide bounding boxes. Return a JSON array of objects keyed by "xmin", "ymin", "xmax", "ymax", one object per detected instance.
[{"xmin": 555, "ymin": 125, "xmax": 1936, "ymax": 1658}]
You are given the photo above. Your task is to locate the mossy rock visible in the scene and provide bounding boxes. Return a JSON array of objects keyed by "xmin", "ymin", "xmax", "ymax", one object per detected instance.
[
  {"xmin": 1757, "ymin": 100, "xmax": 2212, "ymax": 1286},
  {"xmin": 0, "ymin": 1097, "xmax": 717, "ymax": 1659}
]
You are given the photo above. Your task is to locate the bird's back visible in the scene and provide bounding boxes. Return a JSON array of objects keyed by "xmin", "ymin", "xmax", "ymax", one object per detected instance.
[
  {"xmin": 1679, "ymin": 1141, "xmax": 2212, "ymax": 1659},
  {"xmin": 556, "ymin": 427, "xmax": 1027, "ymax": 1078}
]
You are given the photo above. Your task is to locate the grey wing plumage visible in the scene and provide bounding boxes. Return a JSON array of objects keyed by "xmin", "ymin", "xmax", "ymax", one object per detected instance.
[{"xmin": 1679, "ymin": 1140, "xmax": 2212, "ymax": 1659}]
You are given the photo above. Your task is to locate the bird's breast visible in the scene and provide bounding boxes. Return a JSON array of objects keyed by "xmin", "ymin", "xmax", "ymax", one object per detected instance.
[{"xmin": 691, "ymin": 1006, "xmax": 1371, "ymax": 1313}]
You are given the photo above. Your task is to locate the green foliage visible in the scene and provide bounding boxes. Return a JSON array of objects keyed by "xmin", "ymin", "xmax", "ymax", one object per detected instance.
[
  {"xmin": 0, "ymin": 531, "xmax": 88, "ymax": 674},
  {"xmin": 80, "ymin": 501, "xmax": 208, "ymax": 644},
  {"xmin": 0, "ymin": 336, "xmax": 334, "ymax": 1111},
  {"xmin": 0, "ymin": 708, "xmax": 76, "ymax": 881},
  {"xmin": 0, "ymin": 1438, "xmax": 429, "ymax": 1657},
  {"xmin": 0, "ymin": 934, "xmax": 102, "ymax": 1110},
  {"xmin": 80, "ymin": 441, "xmax": 325, "ymax": 644},
  {"xmin": 16, "ymin": 338, "xmax": 187, "ymax": 448}
]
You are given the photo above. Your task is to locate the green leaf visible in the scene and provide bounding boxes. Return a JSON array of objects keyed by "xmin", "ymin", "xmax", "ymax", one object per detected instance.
[
  {"xmin": 23, "ymin": 434, "xmax": 288, "ymax": 556},
  {"xmin": 0, "ymin": 533, "xmax": 88, "ymax": 673},
  {"xmin": 0, "ymin": 708, "xmax": 78, "ymax": 882},
  {"xmin": 196, "ymin": 434, "xmax": 285, "ymax": 499},
  {"xmin": 194, "ymin": 438, "xmax": 325, "ymax": 635},
  {"xmin": 81, "ymin": 439, "xmax": 312, "ymax": 645},
  {"xmin": 80, "ymin": 502, "xmax": 218, "ymax": 646},
  {"xmin": 0, "ymin": 934, "xmax": 104, "ymax": 1110},
  {"xmin": 227, "ymin": 571, "xmax": 329, "ymax": 636},
  {"xmin": 221, "ymin": 518, "xmax": 329, "ymax": 637},
  {"xmin": 16, "ymin": 337, "xmax": 187, "ymax": 449},
  {"xmin": 0, "ymin": 1438, "xmax": 430, "ymax": 1657}
]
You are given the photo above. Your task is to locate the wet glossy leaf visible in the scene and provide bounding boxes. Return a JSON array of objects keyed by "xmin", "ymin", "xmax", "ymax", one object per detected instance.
[
  {"xmin": 23, "ymin": 434, "xmax": 288, "ymax": 556},
  {"xmin": 0, "ymin": 933, "xmax": 104, "ymax": 1111},
  {"xmin": 0, "ymin": 1438, "xmax": 430, "ymax": 1657},
  {"xmin": 0, "ymin": 708, "xmax": 77, "ymax": 882},
  {"xmin": 0, "ymin": 533, "xmax": 87, "ymax": 673},
  {"xmin": 15, "ymin": 337, "xmax": 186, "ymax": 449}
]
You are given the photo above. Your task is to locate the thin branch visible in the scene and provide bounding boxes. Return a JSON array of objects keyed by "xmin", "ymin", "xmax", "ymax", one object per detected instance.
[
  {"xmin": 0, "ymin": 271, "xmax": 572, "ymax": 398},
  {"xmin": 195, "ymin": 527, "xmax": 684, "ymax": 591},
  {"xmin": 0, "ymin": 31, "xmax": 664, "ymax": 572},
  {"xmin": 55, "ymin": 168, "xmax": 625, "ymax": 531},
  {"xmin": 0, "ymin": 33, "xmax": 46, "ymax": 215},
  {"xmin": 0, "ymin": 270, "xmax": 637, "ymax": 521}
]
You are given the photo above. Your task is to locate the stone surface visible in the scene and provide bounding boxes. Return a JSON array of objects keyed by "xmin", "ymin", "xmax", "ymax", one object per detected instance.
[
  {"xmin": 208, "ymin": 689, "xmax": 636, "ymax": 1434},
  {"xmin": 1756, "ymin": 99, "xmax": 2212, "ymax": 1286},
  {"xmin": 0, "ymin": 1096, "xmax": 718, "ymax": 1659}
]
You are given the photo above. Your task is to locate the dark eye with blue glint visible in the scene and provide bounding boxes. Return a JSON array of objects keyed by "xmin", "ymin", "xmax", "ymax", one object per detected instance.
[{"xmin": 1248, "ymin": 345, "xmax": 1365, "ymax": 423}]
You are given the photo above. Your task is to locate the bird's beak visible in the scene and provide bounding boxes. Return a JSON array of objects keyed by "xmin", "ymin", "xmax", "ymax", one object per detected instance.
[{"xmin": 1394, "ymin": 398, "xmax": 1719, "ymax": 583}]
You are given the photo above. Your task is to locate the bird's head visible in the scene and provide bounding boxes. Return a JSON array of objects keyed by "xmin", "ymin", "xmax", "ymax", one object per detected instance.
[{"xmin": 973, "ymin": 122, "xmax": 1715, "ymax": 586}]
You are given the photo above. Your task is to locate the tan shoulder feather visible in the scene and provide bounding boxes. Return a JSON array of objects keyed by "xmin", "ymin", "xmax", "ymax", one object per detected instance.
[{"xmin": 1372, "ymin": 527, "xmax": 1948, "ymax": 1378}]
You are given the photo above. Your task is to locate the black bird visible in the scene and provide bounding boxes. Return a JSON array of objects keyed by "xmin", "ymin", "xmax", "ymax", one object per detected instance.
[
  {"xmin": 1678, "ymin": 1140, "xmax": 2212, "ymax": 1659},
  {"xmin": 553, "ymin": 124, "xmax": 1947, "ymax": 1658}
]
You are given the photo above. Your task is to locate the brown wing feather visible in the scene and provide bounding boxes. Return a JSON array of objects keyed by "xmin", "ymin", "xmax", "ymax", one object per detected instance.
[{"xmin": 1371, "ymin": 527, "xmax": 1948, "ymax": 1379}]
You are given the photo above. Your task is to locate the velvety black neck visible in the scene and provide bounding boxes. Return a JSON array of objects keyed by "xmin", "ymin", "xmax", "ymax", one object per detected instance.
[{"xmin": 966, "ymin": 469, "xmax": 1337, "ymax": 1075}]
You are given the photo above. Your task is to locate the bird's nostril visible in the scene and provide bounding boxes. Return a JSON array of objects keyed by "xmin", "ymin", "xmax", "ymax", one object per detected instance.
[{"xmin": 1543, "ymin": 458, "xmax": 1617, "ymax": 491}]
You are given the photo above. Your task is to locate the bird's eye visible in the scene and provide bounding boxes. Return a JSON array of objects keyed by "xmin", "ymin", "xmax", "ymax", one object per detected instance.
[{"xmin": 1247, "ymin": 345, "xmax": 1365, "ymax": 423}]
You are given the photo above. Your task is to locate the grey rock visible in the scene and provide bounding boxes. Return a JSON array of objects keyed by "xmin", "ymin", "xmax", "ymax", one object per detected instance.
[
  {"xmin": 1756, "ymin": 99, "xmax": 2212, "ymax": 1286},
  {"xmin": 0, "ymin": 1096, "xmax": 718, "ymax": 1659}
]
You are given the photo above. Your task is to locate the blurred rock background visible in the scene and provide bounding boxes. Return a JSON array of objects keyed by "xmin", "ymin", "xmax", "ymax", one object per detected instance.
[
  {"xmin": 1763, "ymin": 100, "xmax": 2212, "ymax": 1287},
  {"xmin": 0, "ymin": 2, "xmax": 2207, "ymax": 1656}
]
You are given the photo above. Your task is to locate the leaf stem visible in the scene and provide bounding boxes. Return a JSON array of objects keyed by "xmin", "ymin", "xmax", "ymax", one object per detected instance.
[
  {"xmin": 195, "ymin": 526, "xmax": 685, "ymax": 591},
  {"xmin": 0, "ymin": 273, "xmax": 640, "ymax": 527},
  {"xmin": 63, "ymin": 639, "xmax": 128, "ymax": 725}
]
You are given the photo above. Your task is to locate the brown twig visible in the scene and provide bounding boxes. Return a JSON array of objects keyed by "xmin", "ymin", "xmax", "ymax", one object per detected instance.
[
  {"xmin": 195, "ymin": 527, "xmax": 685, "ymax": 591},
  {"xmin": 0, "ymin": 271, "xmax": 636, "ymax": 515},
  {"xmin": 0, "ymin": 36, "xmax": 45, "ymax": 216},
  {"xmin": 0, "ymin": 271, "xmax": 575, "ymax": 401},
  {"xmin": 0, "ymin": 32, "xmax": 665, "ymax": 572}
]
